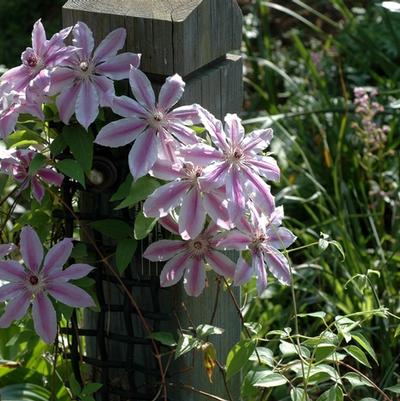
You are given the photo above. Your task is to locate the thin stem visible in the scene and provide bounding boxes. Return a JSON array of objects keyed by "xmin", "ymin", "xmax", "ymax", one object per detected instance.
[{"xmin": 168, "ymin": 382, "xmax": 229, "ymax": 401}]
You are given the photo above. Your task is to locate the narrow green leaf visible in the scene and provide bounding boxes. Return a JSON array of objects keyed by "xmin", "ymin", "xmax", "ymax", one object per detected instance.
[
  {"xmin": 90, "ymin": 219, "xmax": 133, "ymax": 240},
  {"xmin": 110, "ymin": 175, "xmax": 133, "ymax": 201},
  {"xmin": 385, "ymin": 384, "xmax": 400, "ymax": 394},
  {"xmin": 196, "ymin": 324, "xmax": 224, "ymax": 337},
  {"xmin": 116, "ymin": 238, "xmax": 137, "ymax": 273},
  {"xmin": 134, "ymin": 212, "xmax": 158, "ymax": 240},
  {"xmin": 175, "ymin": 334, "xmax": 198, "ymax": 359},
  {"xmin": 247, "ymin": 369, "xmax": 287, "ymax": 388},
  {"xmin": 226, "ymin": 340, "xmax": 255, "ymax": 381},
  {"xmin": 62, "ymin": 125, "xmax": 93, "ymax": 172},
  {"xmin": 343, "ymin": 372, "xmax": 374, "ymax": 388},
  {"xmin": 344, "ymin": 345, "xmax": 371, "ymax": 368},
  {"xmin": 56, "ymin": 159, "xmax": 86, "ymax": 188},
  {"xmin": 82, "ymin": 383, "xmax": 103, "ymax": 395},
  {"xmin": 297, "ymin": 311, "xmax": 326, "ymax": 319},
  {"xmin": 149, "ymin": 331, "xmax": 177, "ymax": 347},
  {"xmin": 49, "ymin": 135, "xmax": 67, "ymax": 156},
  {"xmin": 315, "ymin": 344, "xmax": 336, "ymax": 362},
  {"xmin": 5, "ymin": 130, "xmax": 47, "ymax": 148},
  {"xmin": 69, "ymin": 373, "xmax": 81, "ymax": 396},
  {"xmin": 115, "ymin": 176, "xmax": 160, "ymax": 210},
  {"xmin": 28, "ymin": 153, "xmax": 47, "ymax": 175},
  {"xmin": 351, "ymin": 332, "xmax": 378, "ymax": 364}
]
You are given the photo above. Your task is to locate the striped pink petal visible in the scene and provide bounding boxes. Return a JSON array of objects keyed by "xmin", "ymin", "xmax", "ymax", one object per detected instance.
[
  {"xmin": 266, "ymin": 227, "xmax": 296, "ymax": 249},
  {"xmin": 47, "ymin": 282, "xmax": 95, "ymax": 307},
  {"xmin": 179, "ymin": 188, "xmax": 206, "ymax": 240},
  {"xmin": 242, "ymin": 128, "xmax": 273, "ymax": 153},
  {"xmin": 226, "ymin": 167, "xmax": 246, "ymax": 222},
  {"xmin": 264, "ymin": 247, "xmax": 291, "ymax": 285},
  {"xmin": 253, "ymin": 251, "xmax": 267, "ymax": 295},
  {"xmin": 168, "ymin": 122, "xmax": 198, "ymax": 145},
  {"xmin": 32, "ymin": 20, "xmax": 46, "ymax": 56},
  {"xmin": 144, "ymin": 240, "xmax": 186, "ymax": 262},
  {"xmin": 76, "ymin": 79, "xmax": 99, "ymax": 130},
  {"xmin": 112, "ymin": 96, "xmax": 147, "ymax": 118},
  {"xmin": 31, "ymin": 177, "xmax": 45, "ymax": 202},
  {"xmin": 168, "ymin": 104, "xmax": 200, "ymax": 125},
  {"xmin": 160, "ymin": 252, "xmax": 190, "ymax": 287},
  {"xmin": 0, "ymin": 111, "xmax": 19, "ymax": 139},
  {"xmin": 200, "ymin": 161, "xmax": 229, "ymax": 192},
  {"xmin": 234, "ymin": 257, "xmax": 252, "ymax": 286},
  {"xmin": 48, "ymin": 68, "xmax": 76, "ymax": 95},
  {"xmin": 48, "ymin": 263, "xmax": 94, "ymax": 281},
  {"xmin": 72, "ymin": 22, "xmax": 94, "ymax": 59},
  {"xmin": 129, "ymin": 67, "xmax": 155, "ymax": 111},
  {"xmin": 216, "ymin": 230, "xmax": 250, "ymax": 251},
  {"xmin": 224, "ymin": 113, "xmax": 244, "ymax": 146},
  {"xmin": 37, "ymin": 168, "xmax": 64, "ymax": 186},
  {"xmin": 179, "ymin": 143, "xmax": 223, "ymax": 165},
  {"xmin": 249, "ymin": 155, "xmax": 280, "ymax": 182},
  {"xmin": 143, "ymin": 181, "xmax": 190, "ymax": 218},
  {"xmin": 149, "ymin": 159, "xmax": 183, "ymax": 181},
  {"xmin": 0, "ymin": 282, "xmax": 24, "ymax": 302},
  {"xmin": 128, "ymin": 128, "xmax": 158, "ymax": 180},
  {"xmin": 42, "ymin": 238, "xmax": 73, "ymax": 276},
  {"xmin": 32, "ymin": 293, "xmax": 56, "ymax": 343},
  {"xmin": 0, "ymin": 261, "xmax": 25, "ymax": 282},
  {"xmin": 96, "ymin": 53, "xmax": 140, "ymax": 80},
  {"xmin": 205, "ymin": 250, "xmax": 235, "ymax": 278},
  {"xmin": 91, "ymin": 75, "xmax": 114, "ymax": 107},
  {"xmin": 93, "ymin": 27, "xmax": 126, "ymax": 63},
  {"xmin": 0, "ymin": 244, "xmax": 16, "ymax": 258},
  {"xmin": 20, "ymin": 226, "xmax": 43, "ymax": 273},
  {"xmin": 202, "ymin": 190, "xmax": 232, "ymax": 230},
  {"xmin": 183, "ymin": 257, "xmax": 205, "ymax": 297},
  {"xmin": 56, "ymin": 83, "xmax": 80, "ymax": 124},
  {"xmin": 95, "ymin": 118, "xmax": 147, "ymax": 147},
  {"xmin": 0, "ymin": 292, "xmax": 31, "ymax": 328},
  {"xmin": 158, "ymin": 74, "xmax": 185, "ymax": 111},
  {"xmin": 159, "ymin": 215, "xmax": 180, "ymax": 235}
]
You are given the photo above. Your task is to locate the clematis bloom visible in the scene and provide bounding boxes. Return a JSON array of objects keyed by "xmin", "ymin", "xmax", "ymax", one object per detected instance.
[
  {"xmin": 50, "ymin": 22, "xmax": 140, "ymax": 130},
  {"xmin": 144, "ymin": 217, "xmax": 235, "ymax": 297},
  {"xmin": 94, "ymin": 66, "xmax": 199, "ymax": 180},
  {"xmin": 0, "ymin": 244, "xmax": 16, "ymax": 259},
  {"xmin": 0, "ymin": 149, "xmax": 64, "ymax": 202},
  {"xmin": 180, "ymin": 108, "xmax": 280, "ymax": 222},
  {"xmin": 0, "ymin": 226, "xmax": 95, "ymax": 343},
  {"xmin": 217, "ymin": 205, "xmax": 296, "ymax": 294}
]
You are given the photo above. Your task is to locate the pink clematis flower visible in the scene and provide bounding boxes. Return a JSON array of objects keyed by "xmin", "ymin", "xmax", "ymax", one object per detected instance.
[
  {"xmin": 144, "ymin": 217, "xmax": 236, "ymax": 297},
  {"xmin": 50, "ymin": 22, "xmax": 140, "ymax": 130},
  {"xmin": 143, "ymin": 159, "xmax": 232, "ymax": 240},
  {"xmin": 0, "ymin": 149, "xmax": 64, "ymax": 202},
  {"xmin": 217, "ymin": 205, "xmax": 296, "ymax": 294},
  {"xmin": 0, "ymin": 81, "xmax": 44, "ymax": 139},
  {"xmin": 0, "ymin": 226, "xmax": 95, "ymax": 343},
  {"xmin": 0, "ymin": 244, "xmax": 16, "ymax": 259},
  {"xmin": 94, "ymin": 66, "xmax": 200, "ymax": 180},
  {"xmin": 180, "ymin": 108, "xmax": 280, "ymax": 222},
  {"xmin": 1, "ymin": 20, "xmax": 73, "ymax": 95}
]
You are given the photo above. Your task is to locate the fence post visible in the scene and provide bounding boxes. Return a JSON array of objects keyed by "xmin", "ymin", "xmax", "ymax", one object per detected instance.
[{"xmin": 62, "ymin": 1, "xmax": 243, "ymax": 400}]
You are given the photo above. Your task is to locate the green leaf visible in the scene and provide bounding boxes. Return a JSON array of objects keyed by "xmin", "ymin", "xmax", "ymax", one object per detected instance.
[
  {"xmin": 62, "ymin": 126, "xmax": 93, "ymax": 172},
  {"xmin": 134, "ymin": 212, "xmax": 158, "ymax": 240},
  {"xmin": 226, "ymin": 339, "xmax": 255, "ymax": 381},
  {"xmin": 297, "ymin": 311, "xmax": 326, "ymax": 320},
  {"xmin": 115, "ymin": 176, "xmax": 160, "ymax": 210},
  {"xmin": 110, "ymin": 175, "xmax": 133, "ymax": 201},
  {"xmin": 81, "ymin": 396, "xmax": 96, "ymax": 401},
  {"xmin": 279, "ymin": 341, "xmax": 310, "ymax": 358},
  {"xmin": 247, "ymin": 369, "xmax": 287, "ymax": 388},
  {"xmin": 385, "ymin": 384, "xmax": 400, "ymax": 394},
  {"xmin": 344, "ymin": 345, "xmax": 371, "ymax": 368},
  {"xmin": 82, "ymin": 383, "xmax": 103, "ymax": 395},
  {"xmin": 351, "ymin": 332, "xmax": 378, "ymax": 364},
  {"xmin": 90, "ymin": 219, "xmax": 133, "ymax": 240},
  {"xmin": 69, "ymin": 373, "xmax": 81, "ymax": 396},
  {"xmin": 317, "ymin": 385, "xmax": 343, "ymax": 401},
  {"xmin": 291, "ymin": 388, "xmax": 306, "ymax": 401},
  {"xmin": 315, "ymin": 343, "xmax": 336, "ymax": 362},
  {"xmin": 116, "ymin": 238, "xmax": 137, "ymax": 273},
  {"xmin": 343, "ymin": 372, "xmax": 374, "ymax": 388},
  {"xmin": 249, "ymin": 347, "xmax": 275, "ymax": 367},
  {"xmin": 175, "ymin": 334, "xmax": 198, "ymax": 359},
  {"xmin": 0, "ymin": 383, "xmax": 51, "ymax": 401},
  {"xmin": 56, "ymin": 159, "xmax": 86, "ymax": 188},
  {"xmin": 49, "ymin": 135, "xmax": 67, "ymax": 156},
  {"xmin": 28, "ymin": 153, "xmax": 47, "ymax": 175},
  {"xmin": 149, "ymin": 331, "xmax": 177, "ymax": 347},
  {"xmin": 5, "ymin": 130, "xmax": 47, "ymax": 148},
  {"xmin": 196, "ymin": 324, "xmax": 224, "ymax": 337}
]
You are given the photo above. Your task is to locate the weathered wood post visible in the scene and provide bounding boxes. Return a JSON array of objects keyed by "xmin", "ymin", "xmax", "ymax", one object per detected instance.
[{"xmin": 62, "ymin": 1, "xmax": 243, "ymax": 400}]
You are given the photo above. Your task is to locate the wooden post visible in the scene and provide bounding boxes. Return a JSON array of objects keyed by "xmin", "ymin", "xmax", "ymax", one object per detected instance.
[{"xmin": 62, "ymin": 1, "xmax": 243, "ymax": 400}]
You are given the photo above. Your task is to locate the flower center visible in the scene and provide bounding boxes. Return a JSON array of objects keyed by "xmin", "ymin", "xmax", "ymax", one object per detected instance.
[
  {"xmin": 29, "ymin": 275, "xmax": 39, "ymax": 285},
  {"xmin": 188, "ymin": 237, "xmax": 209, "ymax": 257},
  {"xmin": 148, "ymin": 111, "xmax": 165, "ymax": 129},
  {"xmin": 22, "ymin": 48, "xmax": 39, "ymax": 68},
  {"xmin": 183, "ymin": 163, "xmax": 203, "ymax": 183},
  {"xmin": 80, "ymin": 61, "xmax": 89, "ymax": 72}
]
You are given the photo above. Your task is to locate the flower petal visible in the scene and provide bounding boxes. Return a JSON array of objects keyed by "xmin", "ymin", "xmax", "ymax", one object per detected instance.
[
  {"xmin": 112, "ymin": 96, "xmax": 147, "ymax": 118},
  {"xmin": 216, "ymin": 230, "xmax": 250, "ymax": 251},
  {"xmin": 128, "ymin": 128, "xmax": 158, "ymax": 180},
  {"xmin": 91, "ymin": 75, "xmax": 115, "ymax": 107},
  {"xmin": 144, "ymin": 240, "xmax": 186, "ymax": 262},
  {"xmin": 253, "ymin": 251, "xmax": 267, "ymax": 295},
  {"xmin": 129, "ymin": 67, "xmax": 155, "ymax": 110},
  {"xmin": 0, "ymin": 261, "xmax": 25, "ymax": 282},
  {"xmin": 234, "ymin": 257, "xmax": 252, "ymax": 286},
  {"xmin": 56, "ymin": 84, "xmax": 80, "ymax": 125},
  {"xmin": 143, "ymin": 181, "xmax": 190, "ymax": 218},
  {"xmin": 31, "ymin": 177, "xmax": 45, "ymax": 202},
  {"xmin": 0, "ymin": 292, "xmax": 31, "ymax": 328},
  {"xmin": 96, "ymin": 53, "xmax": 141, "ymax": 80},
  {"xmin": 179, "ymin": 188, "xmax": 206, "ymax": 240},
  {"xmin": 205, "ymin": 250, "xmax": 235, "ymax": 278},
  {"xmin": 197, "ymin": 106, "xmax": 228, "ymax": 150},
  {"xmin": 226, "ymin": 167, "xmax": 246, "ymax": 222},
  {"xmin": 224, "ymin": 113, "xmax": 244, "ymax": 146},
  {"xmin": 168, "ymin": 104, "xmax": 200, "ymax": 125},
  {"xmin": 76, "ymin": 79, "xmax": 99, "ymax": 130},
  {"xmin": 149, "ymin": 159, "xmax": 183, "ymax": 181},
  {"xmin": 48, "ymin": 263, "xmax": 94, "ymax": 281},
  {"xmin": 0, "ymin": 243, "xmax": 16, "ymax": 258},
  {"xmin": 160, "ymin": 252, "xmax": 190, "ymax": 287},
  {"xmin": 178, "ymin": 143, "xmax": 223, "ymax": 166},
  {"xmin": 158, "ymin": 74, "xmax": 185, "ymax": 111},
  {"xmin": 168, "ymin": 123, "xmax": 198, "ymax": 145},
  {"xmin": 48, "ymin": 68, "xmax": 76, "ymax": 95},
  {"xmin": 95, "ymin": 118, "xmax": 147, "ymax": 147},
  {"xmin": 202, "ymin": 190, "xmax": 232, "ymax": 230},
  {"xmin": 42, "ymin": 238, "xmax": 73, "ymax": 276},
  {"xmin": 47, "ymin": 282, "xmax": 95, "ymax": 307},
  {"xmin": 199, "ymin": 161, "xmax": 229, "ymax": 191},
  {"xmin": 183, "ymin": 257, "xmax": 205, "ymax": 297},
  {"xmin": 0, "ymin": 282, "xmax": 24, "ymax": 302},
  {"xmin": 264, "ymin": 247, "xmax": 291, "ymax": 285},
  {"xmin": 266, "ymin": 227, "xmax": 296, "ymax": 249},
  {"xmin": 242, "ymin": 128, "xmax": 273, "ymax": 153},
  {"xmin": 20, "ymin": 226, "xmax": 43, "ymax": 273},
  {"xmin": 32, "ymin": 293, "xmax": 56, "ymax": 343},
  {"xmin": 72, "ymin": 22, "xmax": 94, "ymax": 59},
  {"xmin": 249, "ymin": 155, "xmax": 280, "ymax": 182},
  {"xmin": 0, "ymin": 111, "xmax": 19, "ymax": 139},
  {"xmin": 32, "ymin": 20, "xmax": 46, "ymax": 56},
  {"xmin": 37, "ymin": 168, "xmax": 64, "ymax": 187},
  {"xmin": 93, "ymin": 27, "xmax": 126, "ymax": 63},
  {"xmin": 159, "ymin": 215, "xmax": 179, "ymax": 235}
]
